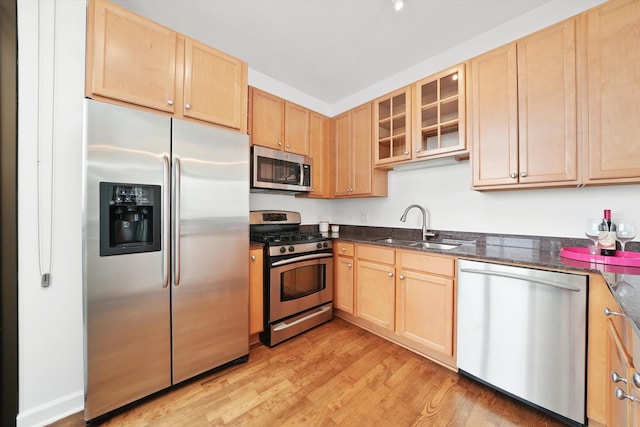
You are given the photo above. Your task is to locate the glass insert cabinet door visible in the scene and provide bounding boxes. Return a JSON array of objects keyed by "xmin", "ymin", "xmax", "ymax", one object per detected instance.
[
  {"xmin": 374, "ymin": 86, "xmax": 412, "ymax": 165},
  {"xmin": 414, "ymin": 64, "xmax": 466, "ymax": 158}
]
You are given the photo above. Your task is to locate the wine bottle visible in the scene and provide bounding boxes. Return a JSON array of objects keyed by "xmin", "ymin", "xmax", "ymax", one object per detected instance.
[{"xmin": 600, "ymin": 209, "xmax": 617, "ymax": 256}]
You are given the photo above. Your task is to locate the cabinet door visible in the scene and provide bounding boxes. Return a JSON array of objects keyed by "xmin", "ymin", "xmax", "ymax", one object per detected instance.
[
  {"xmin": 414, "ymin": 65, "xmax": 466, "ymax": 159},
  {"xmin": 396, "ymin": 269, "xmax": 454, "ymax": 358},
  {"xmin": 374, "ymin": 86, "xmax": 411, "ymax": 165},
  {"xmin": 250, "ymin": 88, "xmax": 284, "ymax": 150},
  {"xmin": 351, "ymin": 103, "xmax": 373, "ymax": 196},
  {"xmin": 308, "ymin": 112, "xmax": 331, "ymax": 197},
  {"xmin": 355, "ymin": 260, "xmax": 395, "ymax": 330},
  {"xmin": 585, "ymin": 0, "xmax": 640, "ymax": 183},
  {"xmin": 249, "ymin": 248, "xmax": 264, "ymax": 335},
  {"xmin": 87, "ymin": 0, "xmax": 177, "ymax": 113},
  {"xmin": 607, "ymin": 318, "xmax": 633, "ymax": 427},
  {"xmin": 470, "ymin": 44, "xmax": 519, "ymax": 187},
  {"xmin": 335, "ymin": 256, "xmax": 355, "ymax": 314},
  {"xmin": 183, "ymin": 38, "xmax": 247, "ymax": 131},
  {"xmin": 284, "ymin": 103, "xmax": 310, "ymax": 155},
  {"xmin": 517, "ymin": 19, "xmax": 578, "ymax": 184},
  {"xmin": 334, "ymin": 111, "xmax": 352, "ymax": 196}
]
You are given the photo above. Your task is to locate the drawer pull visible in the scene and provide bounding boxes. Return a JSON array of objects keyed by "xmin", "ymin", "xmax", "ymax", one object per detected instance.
[{"xmin": 612, "ymin": 371, "xmax": 628, "ymax": 384}]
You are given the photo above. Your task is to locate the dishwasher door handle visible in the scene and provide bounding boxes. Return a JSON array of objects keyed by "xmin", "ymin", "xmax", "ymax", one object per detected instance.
[{"xmin": 460, "ymin": 268, "xmax": 582, "ymax": 292}]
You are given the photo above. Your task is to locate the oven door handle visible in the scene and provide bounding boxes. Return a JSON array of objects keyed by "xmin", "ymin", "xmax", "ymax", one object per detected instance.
[
  {"xmin": 273, "ymin": 305, "xmax": 332, "ymax": 332},
  {"xmin": 271, "ymin": 252, "xmax": 333, "ymax": 267}
]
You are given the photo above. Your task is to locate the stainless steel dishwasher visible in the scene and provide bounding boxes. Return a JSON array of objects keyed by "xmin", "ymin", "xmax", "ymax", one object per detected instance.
[{"xmin": 457, "ymin": 259, "xmax": 587, "ymax": 426}]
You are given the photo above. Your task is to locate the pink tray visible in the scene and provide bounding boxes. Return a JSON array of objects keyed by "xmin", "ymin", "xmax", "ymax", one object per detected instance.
[{"xmin": 560, "ymin": 247, "xmax": 640, "ymax": 267}]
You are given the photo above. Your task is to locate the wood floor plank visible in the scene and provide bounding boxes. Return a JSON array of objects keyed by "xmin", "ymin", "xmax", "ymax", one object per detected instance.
[{"xmin": 49, "ymin": 318, "xmax": 565, "ymax": 427}]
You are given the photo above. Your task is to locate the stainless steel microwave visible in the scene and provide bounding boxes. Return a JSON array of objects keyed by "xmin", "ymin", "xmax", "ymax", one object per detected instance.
[{"xmin": 251, "ymin": 146, "xmax": 312, "ymax": 193}]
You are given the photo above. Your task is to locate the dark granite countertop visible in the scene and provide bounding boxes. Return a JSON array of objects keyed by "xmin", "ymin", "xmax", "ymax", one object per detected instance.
[{"xmin": 330, "ymin": 225, "xmax": 640, "ymax": 335}]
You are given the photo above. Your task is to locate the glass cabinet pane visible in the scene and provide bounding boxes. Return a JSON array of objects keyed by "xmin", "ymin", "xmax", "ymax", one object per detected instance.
[
  {"xmin": 392, "ymin": 116, "xmax": 405, "ymax": 136},
  {"xmin": 379, "ymin": 99, "xmax": 391, "ymax": 120},
  {"xmin": 379, "ymin": 140, "xmax": 391, "ymax": 160},
  {"xmin": 392, "ymin": 93, "xmax": 406, "ymax": 116},
  {"xmin": 392, "ymin": 136, "xmax": 406, "ymax": 157},
  {"xmin": 441, "ymin": 123, "xmax": 459, "ymax": 148},
  {"xmin": 421, "ymin": 107, "xmax": 437, "ymax": 128},
  {"xmin": 440, "ymin": 99, "xmax": 458, "ymax": 123},
  {"xmin": 440, "ymin": 72, "xmax": 459, "ymax": 99},
  {"xmin": 379, "ymin": 120, "xmax": 391, "ymax": 139},
  {"xmin": 421, "ymin": 81, "xmax": 437, "ymax": 105}
]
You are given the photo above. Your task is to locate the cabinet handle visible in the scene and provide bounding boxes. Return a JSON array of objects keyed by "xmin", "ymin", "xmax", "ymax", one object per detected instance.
[
  {"xmin": 633, "ymin": 372, "xmax": 640, "ymax": 389},
  {"xmin": 604, "ymin": 307, "xmax": 627, "ymax": 318},
  {"xmin": 286, "ymin": 143, "xmax": 291, "ymax": 148},
  {"xmin": 251, "ymin": 255, "xmax": 256, "ymax": 261},
  {"xmin": 399, "ymin": 275, "xmax": 405, "ymax": 280},
  {"xmin": 612, "ymin": 371, "xmax": 628, "ymax": 384},
  {"xmin": 347, "ymin": 263, "xmax": 352, "ymax": 268},
  {"xmin": 185, "ymin": 103, "xmax": 191, "ymax": 109},
  {"xmin": 415, "ymin": 148, "xmax": 421, "ymax": 153},
  {"xmin": 403, "ymin": 151, "xmax": 409, "ymax": 155},
  {"xmin": 388, "ymin": 272, "xmax": 393, "ymax": 277},
  {"xmin": 510, "ymin": 172, "xmax": 517, "ymax": 179},
  {"xmin": 341, "ymin": 247, "xmax": 347, "ymax": 252},
  {"xmin": 167, "ymin": 99, "xmax": 174, "ymax": 105},
  {"xmin": 520, "ymin": 171, "xmax": 527, "ymax": 178},
  {"xmin": 615, "ymin": 387, "xmax": 636, "ymax": 402},
  {"xmin": 278, "ymin": 141, "xmax": 283, "ymax": 146}
]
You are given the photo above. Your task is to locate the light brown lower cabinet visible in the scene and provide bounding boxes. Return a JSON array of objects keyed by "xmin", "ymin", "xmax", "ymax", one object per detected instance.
[
  {"xmin": 334, "ymin": 242, "xmax": 355, "ymax": 314},
  {"xmin": 249, "ymin": 247, "xmax": 263, "ymax": 342},
  {"xmin": 334, "ymin": 243, "xmax": 456, "ymax": 369}
]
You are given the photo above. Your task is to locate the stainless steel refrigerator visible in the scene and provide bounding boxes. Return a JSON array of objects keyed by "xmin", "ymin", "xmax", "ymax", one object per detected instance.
[{"xmin": 82, "ymin": 99, "xmax": 249, "ymax": 421}]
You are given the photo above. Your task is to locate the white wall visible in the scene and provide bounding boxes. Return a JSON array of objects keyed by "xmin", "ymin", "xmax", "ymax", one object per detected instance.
[
  {"xmin": 17, "ymin": 0, "xmax": 86, "ymax": 426},
  {"xmin": 16, "ymin": 0, "xmax": 624, "ymax": 425}
]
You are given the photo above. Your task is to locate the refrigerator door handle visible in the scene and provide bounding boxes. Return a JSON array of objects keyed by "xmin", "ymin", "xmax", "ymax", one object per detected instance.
[
  {"xmin": 173, "ymin": 156, "xmax": 181, "ymax": 286},
  {"xmin": 162, "ymin": 154, "xmax": 171, "ymax": 288}
]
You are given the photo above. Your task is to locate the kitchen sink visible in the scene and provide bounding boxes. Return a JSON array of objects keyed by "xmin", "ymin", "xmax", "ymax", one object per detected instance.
[
  {"xmin": 409, "ymin": 241, "xmax": 459, "ymax": 250},
  {"xmin": 372, "ymin": 238, "xmax": 418, "ymax": 246},
  {"xmin": 371, "ymin": 238, "xmax": 460, "ymax": 250}
]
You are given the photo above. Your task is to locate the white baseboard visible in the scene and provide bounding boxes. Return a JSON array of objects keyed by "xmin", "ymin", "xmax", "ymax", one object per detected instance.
[{"xmin": 16, "ymin": 390, "xmax": 83, "ymax": 427}]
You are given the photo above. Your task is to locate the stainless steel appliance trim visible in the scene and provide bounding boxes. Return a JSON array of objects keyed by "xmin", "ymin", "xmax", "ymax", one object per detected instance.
[
  {"xmin": 162, "ymin": 154, "xmax": 170, "ymax": 288},
  {"xmin": 172, "ymin": 156, "xmax": 181, "ymax": 287},
  {"xmin": 269, "ymin": 303, "xmax": 333, "ymax": 346},
  {"xmin": 249, "ymin": 210, "xmax": 301, "ymax": 225},
  {"xmin": 459, "ymin": 268, "xmax": 581, "ymax": 292},
  {"xmin": 271, "ymin": 252, "xmax": 333, "ymax": 266},
  {"xmin": 273, "ymin": 304, "xmax": 332, "ymax": 331},
  {"xmin": 268, "ymin": 241, "xmax": 332, "ymax": 257}
]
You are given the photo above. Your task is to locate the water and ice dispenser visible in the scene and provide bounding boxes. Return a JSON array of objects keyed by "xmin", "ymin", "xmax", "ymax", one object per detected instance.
[{"xmin": 100, "ymin": 182, "xmax": 161, "ymax": 256}]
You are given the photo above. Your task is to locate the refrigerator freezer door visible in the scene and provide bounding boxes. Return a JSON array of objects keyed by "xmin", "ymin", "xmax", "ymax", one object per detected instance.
[
  {"xmin": 171, "ymin": 119, "xmax": 249, "ymax": 383},
  {"xmin": 83, "ymin": 100, "xmax": 171, "ymax": 420}
]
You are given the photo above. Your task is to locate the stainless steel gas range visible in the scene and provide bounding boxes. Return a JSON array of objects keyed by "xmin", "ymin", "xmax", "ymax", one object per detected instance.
[{"xmin": 250, "ymin": 211, "xmax": 333, "ymax": 346}]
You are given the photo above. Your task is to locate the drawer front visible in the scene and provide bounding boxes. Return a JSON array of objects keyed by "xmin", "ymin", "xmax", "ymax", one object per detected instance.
[
  {"xmin": 397, "ymin": 250, "xmax": 455, "ymax": 277},
  {"xmin": 357, "ymin": 244, "xmax": 395, "ymax": 265},
  {"xmin": 335, "ymin": 242, "xmax": 354, "ymax": 257}
]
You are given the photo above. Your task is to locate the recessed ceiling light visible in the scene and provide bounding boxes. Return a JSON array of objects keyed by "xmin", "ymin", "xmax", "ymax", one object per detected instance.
[{"xmin": 392, "ymin": 0, "xmax": 404, "ymax": 12}]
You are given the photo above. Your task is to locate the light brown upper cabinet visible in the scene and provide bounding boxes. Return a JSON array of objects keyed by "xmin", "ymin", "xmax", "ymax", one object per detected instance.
[
  {"xmin": 306, "ymin": 112, "xmax": 333, "ymax": 198},
  {"xmin": 334, "ymin": 103, "xmax": 388, "ymax": 198},
  {"xmin": 584, "ymin": 0, "xmax": 640, "ymax": 185},
  {"xmin": 249, "ymin": 87, "xmax": 310, "ymax": 156},
  {"xmin": 374, "ymin": 86, "xmax": 412, "ymax": 166},
  {"xmin": 470, "ymin": 18, "xmax": 579, "ymax": 189},
  {"xmin": 414, "ymin": 65, "xmax": 467, "ymax": 160},
  {"xmin": 86, "ymin": 0, "xmax": 248, "ymax": 132}
]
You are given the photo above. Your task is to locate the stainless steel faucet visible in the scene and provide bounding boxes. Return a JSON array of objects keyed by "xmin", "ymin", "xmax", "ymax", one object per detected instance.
[{"xmin": 400, "ymin": 204, "xmax": 436, "ymax": 240}]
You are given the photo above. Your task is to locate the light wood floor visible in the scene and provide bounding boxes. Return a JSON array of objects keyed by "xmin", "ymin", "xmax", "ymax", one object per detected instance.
[{"xmin": 51, "ymin": 318, "xmax": 564, "ymax": 426}]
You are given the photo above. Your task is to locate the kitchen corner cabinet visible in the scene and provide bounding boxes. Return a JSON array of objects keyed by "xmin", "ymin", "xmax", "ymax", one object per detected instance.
[
  {"xmin": 584, "ymin": 0, "xmax": 640, "ymax": 185},
  {"xmin": 86, "ymin": 0, "xmax": 248, "ymax": 132},
  {"xmin": 355, "ymin": 245, "xmax": 396, "ymax": 330},
  {"xmin": 249, "ymin": 248, "xmax": 264, "ymax": 338},
  {"xmin": 334, "ymin": 103, "xmax": 388, "ymax": 197},
  {"xmin": 413, "ymin": 65, "xmax": 466, "ymax": 160},
  {"xmin": 374, "ymin": 86, "xmax": 412, "ymax": 165},
  {"xmin": 396, "ymin": 250, "xmax": 455, "ymax": 364},
  {"xmin": 249, "ymin": 87, "xmax": 310, "ymax": 156},
  {"xmin": 470, "ymin": 18, "xmax": 579, "ymax": 190},
  {"xmin": 334, "ymin": 242, "xmax": 355, "ymax": 314}
]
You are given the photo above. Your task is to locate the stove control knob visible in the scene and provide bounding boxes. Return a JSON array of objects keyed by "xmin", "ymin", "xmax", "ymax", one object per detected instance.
[
  {"xmin": 279, "ymin": 247, "xmax": 287, "ymax": 254},
  {"xmin": 323, "ymin": 242, "xmax": 328, "ymax": 248},
  {"xmin": 317, "ymin": 243, "xmax": 323, "ymax": 249},
  {"xmin": 288, "ymin": 246, "xmax": 295, "ymax": 252}
]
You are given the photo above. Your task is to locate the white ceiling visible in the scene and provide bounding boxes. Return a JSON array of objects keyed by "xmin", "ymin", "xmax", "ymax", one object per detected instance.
[{"xmin": 113, "ymin": 0, "xmax": 553, "ymax": 105}]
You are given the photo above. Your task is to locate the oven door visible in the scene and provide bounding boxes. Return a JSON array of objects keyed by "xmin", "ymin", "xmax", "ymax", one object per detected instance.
[{"xmin": 269, "ymin": 253, "xmax": 333, "ymax": 322}]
